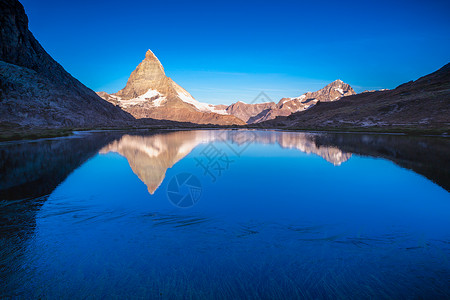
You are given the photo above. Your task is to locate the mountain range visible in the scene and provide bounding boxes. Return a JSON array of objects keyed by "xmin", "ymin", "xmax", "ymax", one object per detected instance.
[
  {"xmin": 217, "ymin": 79, "xmax": 355, "ymax": 123},
  {"xmin": 0, "ymin": 0, "xmax": 448, "ymax": 133},
  {"xmin": 98, "ymin": 50, "xmax": 356, "ymax": 125},
  {"xmin": 260, "ymin": 63, "xmax": 450, "ymax": 131}
]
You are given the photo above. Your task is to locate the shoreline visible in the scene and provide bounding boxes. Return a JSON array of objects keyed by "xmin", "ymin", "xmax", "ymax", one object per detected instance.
[{"xmin": 0, "ymin": 124, "xmax": 449, "ymax": 143}]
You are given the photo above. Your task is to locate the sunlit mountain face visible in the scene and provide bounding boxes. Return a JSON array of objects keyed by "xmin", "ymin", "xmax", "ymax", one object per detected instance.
[{"xmin": 99, "ymin": 130, "xmax": 352, "ymax": 194}]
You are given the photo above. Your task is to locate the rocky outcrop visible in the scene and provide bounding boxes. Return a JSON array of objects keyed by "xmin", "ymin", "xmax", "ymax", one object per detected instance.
[
  {"xmin": 249, "ymin": 80, "xmax": 355, "ymax": 123},
  {"xmin": 0, "ymin": 0, "xmax": 134, "ymax": 127},
  {"xmin": 260, "ymin": 63, "xmax": 450, "ymax": 131},
  {"xmin": 302, "ymin": 79, "xmax": 355, "ymax": 102},
  {"xmin": 224, "ymin": 101, "xmax": 276, "ymax": 123},
  {"xmin": 98, "ymin": 50, "xmax": 245, "ymax": 125}
]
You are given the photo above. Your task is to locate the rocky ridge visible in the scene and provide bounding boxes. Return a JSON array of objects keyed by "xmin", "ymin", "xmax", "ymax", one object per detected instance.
[
  {"xmin": 217, "ymin": 80, "xmax": 355, "ymax": 124},
  {"xmin": 260, "ymin": 63, "xmax": 450, "ymax": 131},
  {"xmin": 0, "ymin": 0, "xmax": 134, "ymax": 128}
]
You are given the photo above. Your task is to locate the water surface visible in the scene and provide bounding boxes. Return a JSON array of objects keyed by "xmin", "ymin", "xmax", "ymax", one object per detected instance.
[{"xmin": 1, "ymin": 130, "xmax": 449, "ymax": 299}]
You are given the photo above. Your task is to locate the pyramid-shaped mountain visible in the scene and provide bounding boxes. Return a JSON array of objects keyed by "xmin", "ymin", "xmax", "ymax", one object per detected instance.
[{"xmin": 98, "ymin": 50, "xmax": 245, "ymax": 125}]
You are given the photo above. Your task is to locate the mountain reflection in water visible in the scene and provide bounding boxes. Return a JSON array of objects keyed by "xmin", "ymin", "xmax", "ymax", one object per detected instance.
[
  {"xmin": 1, "ymin": 130, "xmax": 448, "ymax": 201},
  {"xmin": 99, "ymin": 131, "xmax": 352, "ymax": 194},
  {"xmin": 0, "ymin": 130, "xmax": 449, "ymax": 299}
]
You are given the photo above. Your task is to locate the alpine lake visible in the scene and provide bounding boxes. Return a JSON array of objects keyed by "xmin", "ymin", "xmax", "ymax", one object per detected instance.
[{"xmin": 1, "ymin": 129, "xmax": 449, "ymax": 299}]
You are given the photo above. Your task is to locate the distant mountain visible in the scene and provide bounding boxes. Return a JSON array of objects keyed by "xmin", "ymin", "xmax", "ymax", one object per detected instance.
[
  {"xmin": 97, "ymin": 50, "xmax": 245, "ymax": 125},
  {"xmin": 260, "ymin": 63, "xmax": 450, "ymax": 131},
  {"xmin": 0, "ymin": 0, "xmax": 134, "ymax": 128},
  {"xmin": 219, "ymin": 80, "xmax": 355, "ymax": 124},
  {"xmin": 222, "ymin": 101, "xmax": 277, "ymax": 123}
]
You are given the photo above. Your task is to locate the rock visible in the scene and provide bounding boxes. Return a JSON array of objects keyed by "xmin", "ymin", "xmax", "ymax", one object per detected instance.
[
  {"xmin": 222, "ymin": 80, "xmax": 356, "ymax": 124},
  {"xmin": 0, "ymin": 0, "xmax": 134, "ymax": 128}
]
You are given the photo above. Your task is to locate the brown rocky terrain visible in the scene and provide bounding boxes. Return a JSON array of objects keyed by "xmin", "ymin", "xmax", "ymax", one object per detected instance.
[
  {"xmin": 98, "ymin": 50, "xmax": 245, "ymax": 126},
  {"xmin": 249, "ymin": 80, "xmax": 355, "ymax": 123},
  {"xmin": 259, "ymin": 63, "xmax": 450, "ymax": 132},
  {"xmin": 223, "ymin": 101, "xmax": 276, "ymax": 123},
  {"xmin": 0, "ymin": 0, "xmax": 134, "ymax": 128},
  {"xmin": 219, "ymin": 80, "xmax": 355, "ymax": 124}
]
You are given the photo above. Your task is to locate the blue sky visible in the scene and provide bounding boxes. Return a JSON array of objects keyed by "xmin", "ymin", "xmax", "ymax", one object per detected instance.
[{"xmin": 21, "ymin": 0, "xmax": 450, "ymax": 104}]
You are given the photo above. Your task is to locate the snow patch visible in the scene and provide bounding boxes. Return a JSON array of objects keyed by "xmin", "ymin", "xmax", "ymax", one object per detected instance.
[
  {"xmin": 334, "ymin": 88, "xmax": 344, "ymax": 94},
  {"xmin": 175, "ymin": 87, "xmax": 230, "ymax": 115},
  {"xmin": 136, "ymin": 89, "xmax": 161, "ymax": 100},
  {"xmin": 208, "ymin": 104, "xmax": 228, "ymax": 115},
  {"xmin": 281, "ymin": 94, "xmax": 306, "ymax": 104},
  {"xmin": 109, "ymin": 88, "xmax": 167, "ymax": 108},
  {"xmin": 176, "ymin": 89, "xmax": 213, "ymax": 112}
]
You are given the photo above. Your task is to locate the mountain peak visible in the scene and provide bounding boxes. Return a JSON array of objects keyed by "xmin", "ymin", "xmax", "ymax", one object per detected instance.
[
  {"xmin": 114, "ymin": 49, "xmax": 166, "ymax": 99},
  {"xmin": 310, "ymin": 80, "xmax": 355, "ymax": 101},
  {"xmin": 141, "ymin": 49, "xmax": 164, "ymax": 73},
  {"xmin": 327, "ymin": 79, "xmax": 347, "ymax": 87},
  {"xmin": 145, "ymin": 49, "xmax": 157, "ymax": 60}
]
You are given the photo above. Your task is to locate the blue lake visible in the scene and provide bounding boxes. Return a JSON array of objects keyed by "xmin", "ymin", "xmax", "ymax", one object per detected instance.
[{"xmin": 1, "ymin": 130, "xmax": 449, "ymax": 298}]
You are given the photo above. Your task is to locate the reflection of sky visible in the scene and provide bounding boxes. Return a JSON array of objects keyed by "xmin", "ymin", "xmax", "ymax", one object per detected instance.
[
  {"xmin": 10, "ymin": 132, "xmax": 447, "ymax": 298},
  {"xmin": 47, "ymin": 136, "xmax": 449, "ymax": 231}
]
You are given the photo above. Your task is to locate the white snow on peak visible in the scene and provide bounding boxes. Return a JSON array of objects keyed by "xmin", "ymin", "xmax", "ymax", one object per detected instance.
[
  {"xmin": 176, "ymin": 88, "xmax": 213, "ymax": 112},
  {"xmin": 173, "ymin": 85, "xmax": 229, "ymax": 115},
  {"xmin": 136, "ymin": 89, "xmax": 160, "ymax": 100},
  {"xmin": 281, "ymin": 94, "xmax": 306, "ymax": 104},
  {"xmin": 334, "ymin": 87, "xmax": 344, "ymax": 94},
  {"xmin": 208, "ymin": 105, "xmax": 228, "ymax": 115},
  {"xmin": 294, "ymin": 94, "xmax": 306, "ymax": 101},
  {"xmin": 111, "ymin": 86, "xmax": 228, "ymax": 115},
  {"xmin": 109, "ymin": 88, "xmax": 166, "ymax": 108},
  {"xmin": 129, "ymin": 88, "xmax": 166, "ymax": 107}
]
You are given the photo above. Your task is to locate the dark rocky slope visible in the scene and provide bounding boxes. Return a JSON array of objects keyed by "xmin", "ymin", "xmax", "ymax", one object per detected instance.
[{"xmin": 0, "ymin": 0, "xmax": 134, "ymax": 128}]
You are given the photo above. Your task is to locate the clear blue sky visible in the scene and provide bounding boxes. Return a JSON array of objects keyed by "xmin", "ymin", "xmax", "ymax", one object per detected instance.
[{"xmin": 21, "ymin": 0, "xmax": 450, "ymax": 104}]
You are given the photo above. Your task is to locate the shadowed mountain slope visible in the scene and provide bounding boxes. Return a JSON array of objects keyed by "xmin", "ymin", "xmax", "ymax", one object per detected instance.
[{"xmin": 0, "ymin": 0, "xmax": 135, "ymax": 127}]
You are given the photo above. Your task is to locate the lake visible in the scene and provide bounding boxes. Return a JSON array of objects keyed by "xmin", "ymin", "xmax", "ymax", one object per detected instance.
[{"xmin": 1, "ymin": 130, "xmax": 449, "ymax": 299}]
